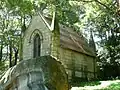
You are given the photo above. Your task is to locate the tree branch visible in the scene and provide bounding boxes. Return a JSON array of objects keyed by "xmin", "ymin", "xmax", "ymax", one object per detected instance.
[
  {"xmin": 75, "ymin": 0, "xmax": 111, "ymax": 10},
  {"xmin": 73, "ymin": 0, "xmax": 93, "ymax": 3},
  {"xmin": 94, "ymin": 0, "xmax": 111, "ymax": 10},
  {"xmin": 81, "ymin": 0, "xmax": 93, "ymax": 3}
]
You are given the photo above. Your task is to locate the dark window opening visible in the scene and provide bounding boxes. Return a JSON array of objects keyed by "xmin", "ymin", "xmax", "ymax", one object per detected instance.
[{"xmin": 33, "ymin": 34, "xmax": 41, "ymax": 58}]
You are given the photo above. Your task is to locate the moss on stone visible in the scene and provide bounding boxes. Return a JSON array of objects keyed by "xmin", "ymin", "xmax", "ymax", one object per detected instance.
[{"xmin": 0, "ymin": 56, "xmax": 68, "ymax": 90}]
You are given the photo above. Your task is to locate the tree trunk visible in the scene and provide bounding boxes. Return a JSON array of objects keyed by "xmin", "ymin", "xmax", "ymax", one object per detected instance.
[
  {"xmin": 14, "ymin": 48, "xmax": 18, "ymax": 66},
  {"xmin": 0, "ymin": 41, "xmax": 3, "ymax": 61},
  {"xmin": 19, "ymin": 37, "xmax": 23, "ymax": 61},
  {"xmin": 9, "ymin": 41, "xmax": 12, "ymax": 68}
]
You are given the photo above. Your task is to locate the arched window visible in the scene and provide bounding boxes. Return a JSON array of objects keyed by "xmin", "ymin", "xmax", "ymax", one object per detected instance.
[{"xmin": 33, "ymin": 34, "xmax": 41, "ymax": 58}]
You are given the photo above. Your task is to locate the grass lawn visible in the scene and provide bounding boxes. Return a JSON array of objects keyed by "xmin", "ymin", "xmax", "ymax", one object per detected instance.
[
  {"xmin": 71, "ymin": 80, "xmax": 120, "ymax": 90},
  {"xmin": 102, "ymin": 82, "xmax": 120, "ymax": 90}
]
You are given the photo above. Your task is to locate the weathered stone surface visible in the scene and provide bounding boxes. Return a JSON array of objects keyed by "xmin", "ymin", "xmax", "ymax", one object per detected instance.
[
  {"xmin": 0, "ymin": 56, "xmax": 68, "ymax": 90},
  {"xmin": 23, "ymin": 16, "xmax": 52, "ymax": 60}
]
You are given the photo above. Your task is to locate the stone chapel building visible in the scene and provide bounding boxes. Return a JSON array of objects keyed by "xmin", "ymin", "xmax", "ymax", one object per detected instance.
[{"xmin": 23, "ymin": 13, "xmax": 97, "ymax": 81}]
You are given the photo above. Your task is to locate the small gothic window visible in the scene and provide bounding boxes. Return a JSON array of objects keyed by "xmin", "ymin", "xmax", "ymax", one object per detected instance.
[{"xmin": 33, "ymin": 34, "xmax": 41, "ymax": 58}]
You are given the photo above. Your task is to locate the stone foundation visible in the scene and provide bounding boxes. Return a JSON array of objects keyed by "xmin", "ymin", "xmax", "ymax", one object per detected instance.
[{"xmin": 0, "ymin": 56, "xmax": 68, "ymax": 90}]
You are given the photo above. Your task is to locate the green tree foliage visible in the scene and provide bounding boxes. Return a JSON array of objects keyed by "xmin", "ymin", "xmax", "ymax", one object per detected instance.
[
  {"xmin": 76, "ymin": 0, "xmax": 120, "ymax": 79},
  {"xmin": 0, "ymin": 0, "xmax": 34, "ymax": 71}
]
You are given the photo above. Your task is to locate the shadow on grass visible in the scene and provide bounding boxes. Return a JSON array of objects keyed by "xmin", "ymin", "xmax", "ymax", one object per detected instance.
[{"xmin": 72, "ymin": 81, "xmax": 101, "ymax": 87}]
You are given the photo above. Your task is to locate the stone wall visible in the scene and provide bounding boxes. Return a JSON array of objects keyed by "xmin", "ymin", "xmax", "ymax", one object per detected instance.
[
  {"xmin": 0, "ymin": 56, "xmax": 68, "ymax": 90},
  {"xmin": 59, "ymin": 47, "xmax": 96, "ymax": 80},
  {"xmin": 23, "ymin": 16, "xmax": 52, "ymax": 60},
  {"xmin": 50, "ymin": 29, "xmax": 96, "ymax": 80}
]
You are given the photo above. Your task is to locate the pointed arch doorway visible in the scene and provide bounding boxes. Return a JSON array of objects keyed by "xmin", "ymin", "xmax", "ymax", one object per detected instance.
[{"xmin": 33, "ymin": 34, "xmax": 41, "ymax": 58}]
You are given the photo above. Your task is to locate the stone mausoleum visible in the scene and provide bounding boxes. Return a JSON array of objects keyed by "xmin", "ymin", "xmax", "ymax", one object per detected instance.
[
  {"xmin": 23, "ymin": 12, "xmax": 97, "ymax": 81},
  {"xmin": 0, "ymin": 12, "xmax": 97, "ymax": 90}
]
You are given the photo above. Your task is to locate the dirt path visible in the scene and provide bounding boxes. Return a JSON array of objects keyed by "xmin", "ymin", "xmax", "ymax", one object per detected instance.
[{"xmin": 71, "ymin": 80, "xmax": 120, "ymax": 90}]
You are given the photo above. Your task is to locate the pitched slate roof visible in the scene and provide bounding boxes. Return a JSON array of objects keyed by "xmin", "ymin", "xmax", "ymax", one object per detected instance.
[
  {"xmin": 60, "ymin": 25, "xmax": 95, "ymax": 56},
  {"xmin": 39, "ymin": 13, "xmax": 96, "ymax": 57}
]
